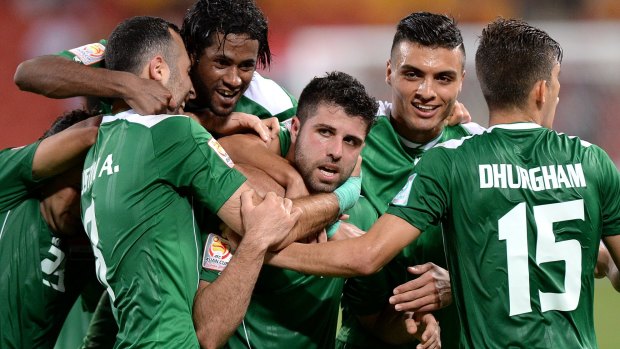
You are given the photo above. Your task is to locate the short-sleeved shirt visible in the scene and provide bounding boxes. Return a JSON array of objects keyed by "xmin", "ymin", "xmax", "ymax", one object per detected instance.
[
  {"xmin": 57, "ymin": 41, "xmax": 297, "ymax": 121},
  {"xmin": 388, "ymin": 123, "xmax": 620, "ymax": 348},
  {"xmin": 81, "ymin": 110, "xmax": 246, "ymax": 349},
  {"xmin": 199, "ymin": 126, "xmax": 344, "ymax": 349},
  {"xmin": 337, "ymin": 102, "xmax": 483, "ymax": 348},
  {"xmin": 0, "ymin": 143, "xmax": 88, "ymax": 348}
]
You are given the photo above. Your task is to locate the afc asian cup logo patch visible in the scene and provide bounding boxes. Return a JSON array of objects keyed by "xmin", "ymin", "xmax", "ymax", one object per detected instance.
[
  {"xmin": 202, "ymin": 233, "xmax": 233, "ymax": 272},
  {"xmin": 207, "ymin": 138, "xmax": 235, "ymax": 168},
  {"xmin": 69, "ymin": 42, "xmax": 105, "ymax": 65}
]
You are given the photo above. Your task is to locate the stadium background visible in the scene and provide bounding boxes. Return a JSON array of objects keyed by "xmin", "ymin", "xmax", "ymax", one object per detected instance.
[{"xmin": 0, "ymin": 0, "xmax": 618, "ymax": 347}]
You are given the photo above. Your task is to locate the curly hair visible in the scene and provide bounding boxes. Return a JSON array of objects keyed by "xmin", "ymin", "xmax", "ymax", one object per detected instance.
[{"xmin": 181, "ymin": 0, "xmax": 270, "ymax": 69}]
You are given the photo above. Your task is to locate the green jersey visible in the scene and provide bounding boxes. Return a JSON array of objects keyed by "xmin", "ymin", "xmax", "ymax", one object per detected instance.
[
  {"xmin": 58, "ymin": 41, "xmax": 297, "ymax": 121},
  {"xmin": 0, "ymin": 143, "xmax": 88, "ymax": 348},
  {"xmin": 338, "ymin": 103, "xmax": 483, "ymax": 348},
  {"xmin": 199, "ymin": 126, "xmax": 344, "ymax": 349},
  {"xmin": 81, "ymin": 110, "xmax": 246, "ymax": 349},
  {"xmin": 388, "ymin": 123, "xmax": 620, "ymax": 348}
]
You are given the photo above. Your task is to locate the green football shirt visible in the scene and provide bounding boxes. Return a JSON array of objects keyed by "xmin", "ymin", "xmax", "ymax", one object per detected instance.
[
  {"xmin": 338, "ymin": 103, "xmax": 483, "ymax": 349},
  {"xmin": 0, "ymin": 143, "xmax": 87, "ymax": 348},
  {"xmin": 58, "ymin": 41, "xmax": 297, "ymax": 121},
  {"xmin": 81, "ymin": 110, "xmax": 246, "ymax": 349},
  {"xmin": 388, "ymin": 123, "xmax": 620, "ymax": 348},
  {"xmin": 199, "ymin": 126, "xmax": 344, "ymax": 349}
]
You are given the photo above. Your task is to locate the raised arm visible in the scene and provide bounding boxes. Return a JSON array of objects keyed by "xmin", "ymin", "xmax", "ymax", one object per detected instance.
[
  {"xmin": 266, "ymin": 213, "xmax": 422, "ymax": 277},
  {"xmin": 33, "ymin": 115, "xmax": 101, "ymax": 179},
  {"xmin": 193, "ymin": 191, "xmax": 301, "ymax": 349},
  {"xmin": 14, "ymin": 55, "xmax": 173, "ymax": 114}
]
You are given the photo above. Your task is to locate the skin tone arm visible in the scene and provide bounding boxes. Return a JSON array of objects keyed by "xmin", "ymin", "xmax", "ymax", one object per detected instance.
[
  {"xmin": 266, "ymin": 213, "xmax": 422, "ymax": 276},
  {"xmin": 14, "ymin": 55, "xmax": 173, "ymax": 114},
  {"xmin": 189, "ymin": 112, "xmax": 281, "ymax": 144},
  {"xmin": 193, "ymin": 190, "xmax": 302, "ymax": 349},
  {"xmin": 33, "ymin": 115, "xmax": 101, "ymax": 179},
  {"xmin": 218, "ymin": 133, "xmax": 309, "ymax": 198},
  {"xmin": 600, "ymin": 236, "xmax": 620, "ymax": 292}
]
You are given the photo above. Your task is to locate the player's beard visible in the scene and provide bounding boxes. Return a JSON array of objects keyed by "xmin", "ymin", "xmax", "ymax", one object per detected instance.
[{"xmin": 294, "ymin": 148, "xmax": 354, "ymax": 194}]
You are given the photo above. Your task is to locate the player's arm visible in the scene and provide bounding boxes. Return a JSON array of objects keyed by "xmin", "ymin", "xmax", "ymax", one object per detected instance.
[
  {"xmin": 192, "ymin": 112, "xmax": 280, "ymax": 144},
  {"xmin": 32, "ymin": 114, "xmax": 101, "ymax": 179},
  {"xmin": 14, "ymin": 54, "xmax": 173, "ymax": 114},
  {"xmin": 218, "ymin": 133, "xmax": 308, "ymax": 198},
  {"xmin": 601, "ymin": 236, "xmax": 620, "ymax": 292},
  {"xmin": 265, "ymin": 213, "xmax": 422, "ymax": 277},
  {"xmin": 193, "ymin": 191, "xmax": 301, "ymax": 349}
]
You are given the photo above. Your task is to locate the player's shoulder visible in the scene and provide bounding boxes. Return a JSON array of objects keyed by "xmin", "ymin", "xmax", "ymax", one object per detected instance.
[{"xmin": 242, "ymin": 72, "xmax": 296, "ymax": 115}]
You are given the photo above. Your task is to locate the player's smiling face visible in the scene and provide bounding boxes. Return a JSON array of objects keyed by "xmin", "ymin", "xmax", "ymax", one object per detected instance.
[
  {"xmin": 190, "ymin": 32, "xmax": 259, "ymax": 118},
  {"xmin": 292, "ymin": 103, "xmax": 366, "ymax": 193},
  {"xmin": 387, "ymin": 41, "xmax": 464, "ymax": 143}
]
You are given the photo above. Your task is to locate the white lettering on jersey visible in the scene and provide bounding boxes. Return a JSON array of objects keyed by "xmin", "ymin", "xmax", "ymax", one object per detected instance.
[
  {"xmin": 98, "ymin": 154, "xmax": 120, "ymax": 177},
  {"xmin": 479, "ymin": 163, "xmax": 586, "ymax": 190}
]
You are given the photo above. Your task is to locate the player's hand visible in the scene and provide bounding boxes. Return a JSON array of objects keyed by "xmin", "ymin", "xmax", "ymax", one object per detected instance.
[
  {"xmin": 404, "ymin": 312, "xmax": 441, "ymax": 349},
  {"xmin": 240, "ymin": 190, "xmax": 302, "ymax": 249},
  {"xmin": 445, "ymin": 100, "xmax": 471, "ymax": 126},
  {"xmin": 122, "ymin": 74, "xmax": 174, "ymax": 115},
  {"xmin": 389, "ymin": 263, "xmax": 452, "ymax": 312},
  {"xmin": 330, "ymin": 221, "xmax": 364, "ymax": 241},
  {"xmin": 284, "ymin": 172, "xmax": 310, "ymax": 199},
  {"xmin": 195, "ymin": 112, "xmax": 278, "ymax": 143}
]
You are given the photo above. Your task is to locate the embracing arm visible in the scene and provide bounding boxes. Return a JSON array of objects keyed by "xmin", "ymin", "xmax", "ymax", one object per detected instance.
[
  {"xmin": 266, "ymin": 213, "xmax": 422, "ymax": 277},
  {"xmin": 193, "ymin": 191, "xmax": 301, "ymax": 349},
  {"xmin": 14, "ymin": 55, "xmax": 172, "ymax": 114},
  {"xmin": 32, "ymin": 115, "xmax": 101, "ymax": 179},
  {"xmin": 218, "ymin": 133, "xmax": 307, "ymax": 198}
]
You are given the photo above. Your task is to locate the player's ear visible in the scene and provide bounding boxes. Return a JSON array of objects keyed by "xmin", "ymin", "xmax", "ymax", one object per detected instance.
[
  {"xmin": 533, "ymin": 79, "xmax": 547, "ymax": 108},
  {"xmin": 148, "ymin": 55, "xmax": 167, "ymax": 82},
  {"xmin": 290, "ymin": 116, "xmax": 301, "ymax": 143},
  {"xmin": 385, "ymin": 59, "xmax": 393, "ymax": 86}
]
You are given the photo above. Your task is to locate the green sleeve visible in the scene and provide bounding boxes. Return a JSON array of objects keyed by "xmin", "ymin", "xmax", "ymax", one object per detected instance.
[
  {"xmin": 386, "ymin": 148, "xmax": 451, "ymax": 232},
  {"xmin": 593, "ymin": 146, "xmax": 620, "ymax": 236},
  {"xmin": 56, "ymin": 39, "xmax": 107, "ymax": 67},
  {"xmin": 152, "ymin": 117, "xmax": 247, "ymax": 214},
  {"xmin": 278, "ymin": 124, "xmax": 292, "ymax": 156},
  {"xmin": 0, "ymin": 142, "xmax": 41, "ymax": 211}
]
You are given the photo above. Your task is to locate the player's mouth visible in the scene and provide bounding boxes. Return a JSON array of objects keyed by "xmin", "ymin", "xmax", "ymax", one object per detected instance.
[
  {"xmin": 317, "ymin": 165, "xmax": 339, "ymax": 181},
  {"xmin": 216, "ymin": 89, "xmax": 239, "ymax": 101},
  {"xmin": 413, "ymin": 103, "xmax": 440, "ymax": 118}
]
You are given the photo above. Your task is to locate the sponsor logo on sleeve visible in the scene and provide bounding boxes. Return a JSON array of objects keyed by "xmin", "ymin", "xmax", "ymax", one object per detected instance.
[
  {"xmin": 202, "ymin": 233, "xmax": 233, "ymax": 272},
  {"xmin": 68, "ymin": 43, "xmax": 105, "ymax": 65},
  {"xmin": 207, "ymin": 138, "xmax": 235, "ymax": 168}
]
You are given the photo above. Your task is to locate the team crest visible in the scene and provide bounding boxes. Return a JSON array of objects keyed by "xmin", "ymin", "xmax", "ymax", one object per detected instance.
[
  {"xmin": 207, "ymin": 138, "xmax": 235, "ymax": 168},
  {"xmin": 69, "ymin": 43, "xmax": 105, "ymax": 65},
  {"xmin": 202, "ymin": 233, "xmax": 233, "ymax": 272}
]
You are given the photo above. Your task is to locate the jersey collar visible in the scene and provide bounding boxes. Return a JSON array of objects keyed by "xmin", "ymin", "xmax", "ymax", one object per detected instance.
[{"xmin": 487, "ymin": 122, "xmax": 542, "ymax": 132}]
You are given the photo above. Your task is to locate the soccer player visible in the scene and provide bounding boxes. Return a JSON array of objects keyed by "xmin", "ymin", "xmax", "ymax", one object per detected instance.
[
  {"xmin": 14, "ymin": 0, "xmax": 295, "ymax": 140},
  {"xmin": 269, "ymin": 18, "xmax": 620, "ymax": 348},
  {"xmin": 193, "ymin": 71, "xmax": 440, "ymax": 349},
  {"xmin": 80, "ymin": 16, "xmax": 355, "ymax": 349},
  {"xmin": 0, "ymin": 109, "xmax": 100, "ymax": 348}
]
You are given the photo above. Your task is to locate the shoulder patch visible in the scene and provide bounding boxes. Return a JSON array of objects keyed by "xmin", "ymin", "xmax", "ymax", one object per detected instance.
[
  {"xmin": 208, "ymin": 138, "xmax": 235, "ymax": 168},
  {"xmin": 202, "ymin": 233, "xmax": 234, "ymax": 272},
  {"xmin": 68, "ymin": 42, "xmax": 105, "ymax": 65}
]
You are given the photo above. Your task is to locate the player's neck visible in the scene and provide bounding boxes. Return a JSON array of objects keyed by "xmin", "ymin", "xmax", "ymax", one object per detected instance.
[{"xmin": 488, "ymin": 107, "xmax": 540, "ymax": 127}]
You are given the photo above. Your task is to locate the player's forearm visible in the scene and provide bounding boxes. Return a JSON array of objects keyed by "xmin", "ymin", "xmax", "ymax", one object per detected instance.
[
  {"xmin": 15, "ymin": 55, "xmax": 130, "ymax": 99},
  {"xmin": 193, "ymin": 241, "xmax": 268, "ymax": 349},
  {"xmin": 273, "ymin": 193, "xmax": 340, "ymax": 249},
  {"xmin": 219, "ymin": 134, "xmax": 298, "ymax": 189},
  {"xmin": 32, "ymin": 115, "xmax": 101, "ymax": 179}
]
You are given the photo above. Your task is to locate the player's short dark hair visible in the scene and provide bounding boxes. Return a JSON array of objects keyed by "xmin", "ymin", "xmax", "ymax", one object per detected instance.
[
  {"xmin": 105, "ymin": 16, "xmax": 180, "ymax": 75},
  {"xmin": 181, "ymin": 0, "xmax": 271, "ymax": 69},
  {"xmin": 41, "ymin": 108, "xmax": 98, "ymax": 139},
  {"xmin": 297, "ymin": 71, "xmax": 378, "ymax": 135},
  {"xmin": 391, "ymin": 12, "xmax": 465, "ymax": 67},
  {"xmin": 476, "ymin": 18, "xmax": 563, "ymax": 111}
]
